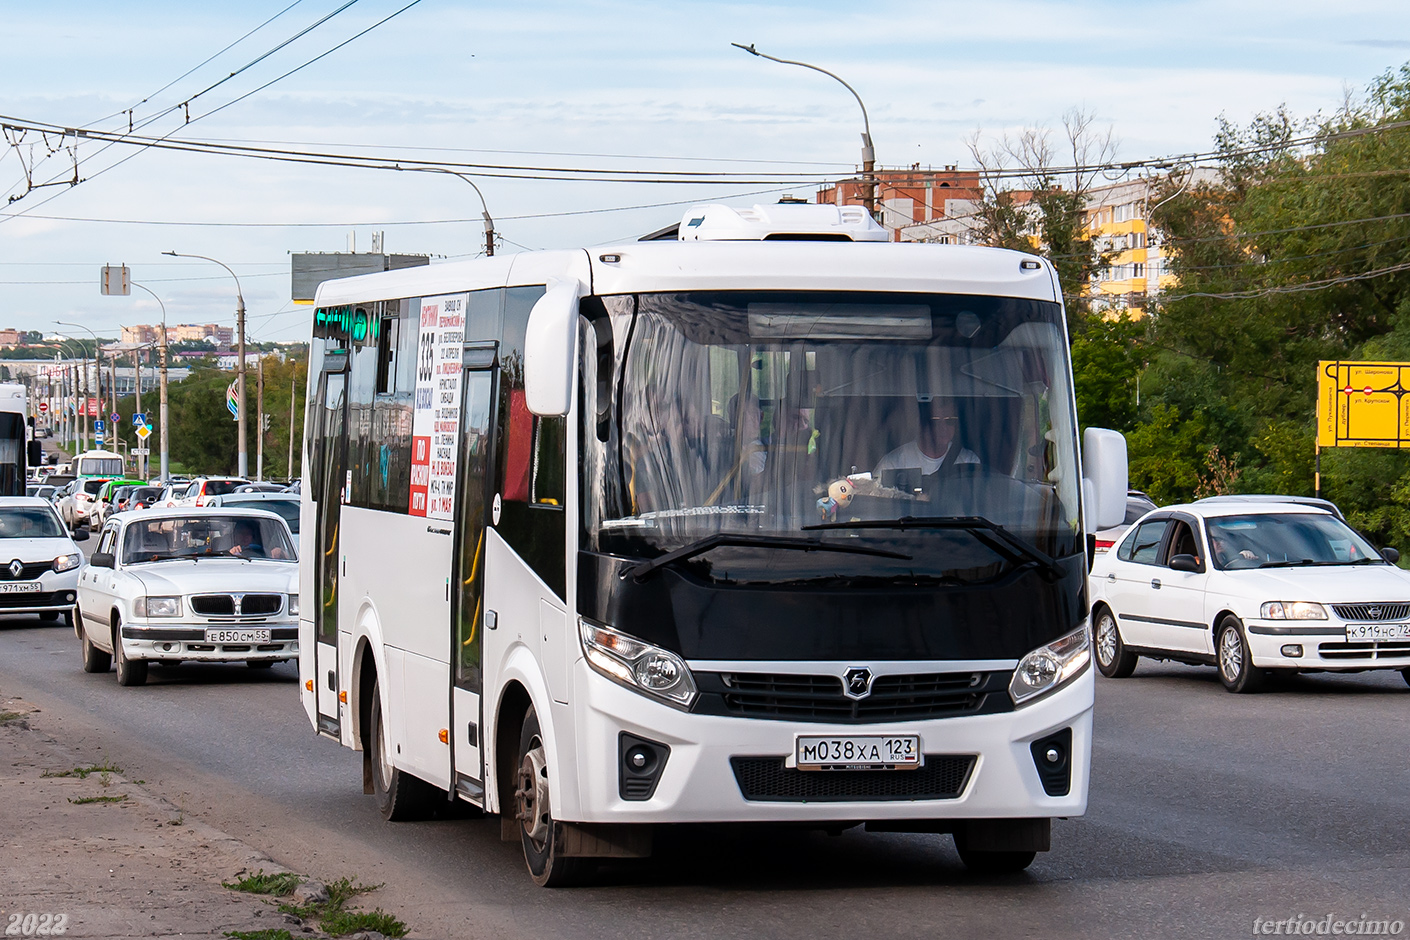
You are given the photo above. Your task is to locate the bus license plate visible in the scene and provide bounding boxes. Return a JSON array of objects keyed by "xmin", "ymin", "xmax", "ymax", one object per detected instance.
[
  {"xmin": 0, "ymin": 581, "xmax": 40, "ymax": 594},
  {"xmin": 205, "ymin": 629, "xmax": 271, "ymax": 643},
  {"xmin": 795, "ymin": 734, "xmax": 921, "ymax": 770},
  {"xmin": 1345, "ymin": 622, "xmax": 1410, "ymax": 641}
]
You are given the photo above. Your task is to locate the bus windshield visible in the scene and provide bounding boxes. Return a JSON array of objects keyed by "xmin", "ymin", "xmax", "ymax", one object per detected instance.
[
  {"xmin": 582, "ymin": 291, "xmax": 1081, "ymax": 583},
  {"xmin": 77, "ymin": 457, "xmax": 124, "ymax": 477}
]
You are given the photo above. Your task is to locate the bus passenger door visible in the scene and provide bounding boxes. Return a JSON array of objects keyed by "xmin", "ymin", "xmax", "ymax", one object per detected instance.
[
  {"xmin": 450, "ymin": 347, "xmax": 497, "ymax": 794},
  {"xmin": 312, "ymin": 357, "xmax": 349, "ymax": 735}
]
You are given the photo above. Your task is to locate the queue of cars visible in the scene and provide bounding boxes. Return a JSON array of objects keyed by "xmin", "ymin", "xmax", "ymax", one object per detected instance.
[{"xmin": 8, "ymin": 473, "xmax": 302, "ymax": 688}]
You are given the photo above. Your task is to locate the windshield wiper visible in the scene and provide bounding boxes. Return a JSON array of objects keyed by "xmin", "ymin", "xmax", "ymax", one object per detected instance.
[
  {"xmin": 622, "ymin": 533, "xmax": 911, "ymax": 583},
  {"xmin": 801, "ymin": 515, "xmax": 1064, "ymax": 581},
  {"xmin": 1258, "ymin": 559, "xmax": 1317, "ymax": 568},
  {"xmin": 1260, "ymin": 558, "xmax": 1382, "ymax": 568}
]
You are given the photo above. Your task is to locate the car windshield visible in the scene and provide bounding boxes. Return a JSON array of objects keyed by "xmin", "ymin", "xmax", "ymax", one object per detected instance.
[
  {"xmin": 122, "ymin": 515, "xmax": 296, "ymax": 564},
  {"xmin": 203, "ymin": 480, "xmax": 247, "ymax": 497},
  {"xmin": 131, "ymin": 487, "xmax": 162, "ymax": 501},
  {"xmin": 580, "ymin": 290, "xmax": 1081, "ymax": 583},
  {"xmin": 0, "ymin": 507, "xmax": 65, "ymax": 539},
  {"xmin": 1205, "ymin": 512, "xmax": 1383, "ymax": 570},
  {"xmin": 223, "ymin": 499, "xmax": 299, "ymax": 534},
  {"xmin": 82, "ymin": 479, "xmax": 109, "ymax": 496}
]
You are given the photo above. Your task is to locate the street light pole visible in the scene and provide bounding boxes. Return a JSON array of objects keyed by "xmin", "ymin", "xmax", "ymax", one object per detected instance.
[
  {"xmin": 130, "ymin": 283, "xmax": 171, "ymax": 483},
  {"xmin": 408, "ymin": 168, "xmax": 496, "ymax": 256},
  {"xmin": 163, "ymin": 251, "xmax": 247, "ymax": 477},
  {"xmin": 731, "ymin": 42, "xmax": 876, "ymax": 217}
]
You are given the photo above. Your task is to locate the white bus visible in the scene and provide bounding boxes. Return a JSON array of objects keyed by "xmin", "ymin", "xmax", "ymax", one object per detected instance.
[
  {"xmin": 299, "ymin": 202, "xmax": 1128, "ymax": 885},
  {"xmin": 0, "ymin": 383, "xmax": 27, "ymax": 495}
]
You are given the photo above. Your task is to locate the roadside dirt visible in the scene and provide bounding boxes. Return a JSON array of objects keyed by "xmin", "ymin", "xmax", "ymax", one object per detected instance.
[{"xmin": 0, "ymin": 694, "xmax": 320, "ymax": 940}]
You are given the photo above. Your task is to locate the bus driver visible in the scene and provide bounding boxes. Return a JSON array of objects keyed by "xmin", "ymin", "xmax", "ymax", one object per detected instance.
[{"xmin": 875, "ymin": 396, "xmax": 979, "ymax": 486}]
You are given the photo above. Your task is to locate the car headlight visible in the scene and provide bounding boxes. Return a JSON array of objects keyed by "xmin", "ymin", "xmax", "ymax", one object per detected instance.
[
  {"xmin": 52, "ymin": 553, "xmax": 80, "ymax": 573},
  {"xmin": 579, "ymin": 619, "xmax": 697, "ymax": 709},
  {"xmin": 134, "ymin": 595, "xmax": 181, "ymax": 618},
  {"xmin": 1260, "ymin": 601, "xmax": 1327, "ymax": 620},
  {"xmin": 287, "ymin": 593, "xmax": 300, "ymax": 617},
  {"xmin": 1009, "ymin": 625, "xmax": 1091, "ymax": 707}
]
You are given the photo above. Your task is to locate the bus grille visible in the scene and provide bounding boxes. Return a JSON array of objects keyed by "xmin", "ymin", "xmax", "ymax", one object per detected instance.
[
  {"xmin": 715, "ymin": 671, "xmax": 1000, "ymax": 723},
  {"xmin": 1331, "ymin": 603, "xmax": 1410, "ymax": 621},
  {"xmin": 730, "ymin": 755, "xmax": 974, "ymax": 802}
]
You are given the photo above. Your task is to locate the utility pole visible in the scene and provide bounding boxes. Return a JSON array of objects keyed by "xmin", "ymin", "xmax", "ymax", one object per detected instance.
[
  {"xmin": 256, "ymin": 356, "xmax": 264, "ymax": 482},
  {"xmin": 287, "ymin": 372, "xmax": 297, "ymax": 483},
  {"xmin": 132, "ymin": 345, "xmax": 143, "ymax": 479}
]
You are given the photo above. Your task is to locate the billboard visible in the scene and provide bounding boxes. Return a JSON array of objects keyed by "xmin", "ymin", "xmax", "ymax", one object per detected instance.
[
  {"xmin": 1316, "ymin": 360, "xmax": 1410, "ymax": 448},
  {"xmin": 290, "ymin": 253, "xmax": 430, "ymax": 304}
]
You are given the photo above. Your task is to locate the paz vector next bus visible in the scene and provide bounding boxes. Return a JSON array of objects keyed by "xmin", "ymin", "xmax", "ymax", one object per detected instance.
[{"xmin": 299, "ymin": 202, "xmax": 1129, "ymax": 885}]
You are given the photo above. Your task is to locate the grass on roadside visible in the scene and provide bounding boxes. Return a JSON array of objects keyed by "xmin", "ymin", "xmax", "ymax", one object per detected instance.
[
  {"xmin": 223, "ymin": 930, "xmax": 294, "ymax": 940},
  {"xmin": 43, "ymin": 760, "xmax": 123, "ymax": 779},
  {"xmin": 68, "ymin": 794, "xmax": 127, "ymax": 804},
  {"xmin": 223, "ymin": 870, "xmax": 301, "ymax": 897},
  {"xmin": 0, "ymin": 710, "xmax": 26, "ymax": 723},
  {"xmin": 270, "ymin": 876, "xmax": 406, "ymax": 939}
]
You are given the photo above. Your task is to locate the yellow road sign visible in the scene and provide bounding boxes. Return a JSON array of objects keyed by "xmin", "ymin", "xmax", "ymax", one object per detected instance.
[
  {"xmin": 135, "ymin": 424, "xmax": 152, "ymax": 440},
  {"xmin": 1317, "ymin": 360, "xmax": 1410, "ymax": 448}
]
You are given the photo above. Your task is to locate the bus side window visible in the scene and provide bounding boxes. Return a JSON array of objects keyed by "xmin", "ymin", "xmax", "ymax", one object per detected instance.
[{"xmin": 531, "ymin": 417, "xmax": 565, "ymax": 508}]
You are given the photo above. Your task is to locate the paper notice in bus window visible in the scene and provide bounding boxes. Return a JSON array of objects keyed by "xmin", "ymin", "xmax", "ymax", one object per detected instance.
[{"xmin": 411, "ymin": 292, "xmax": 468, "ymax": 520}]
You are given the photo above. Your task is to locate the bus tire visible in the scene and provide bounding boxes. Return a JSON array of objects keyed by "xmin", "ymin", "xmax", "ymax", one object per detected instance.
[
  {"xmin": 516, "ymin": 706, "xmax": 590, "ymax": 887},
  {"xmin": 368, "ymin": 682, "xmax": 437, "ymax": 821}
]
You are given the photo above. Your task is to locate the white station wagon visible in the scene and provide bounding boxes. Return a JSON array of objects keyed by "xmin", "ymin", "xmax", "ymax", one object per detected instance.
[
  {"xmin": 1089, "ymin": 499, "xmax": 1410, "ymax": 692},
  {"xmin": 76, "ymin": 507, "xmax": 299, "ymax": 687}
]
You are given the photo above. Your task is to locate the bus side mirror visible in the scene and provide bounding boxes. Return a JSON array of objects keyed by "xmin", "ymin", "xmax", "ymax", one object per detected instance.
[
  {"xmin": 1082, "ymin": 428, "xmax": 1128, "ymax": 534},
  {"xmin": 524, "ymin": 278, "xmax": 583, "ymax": 417}
]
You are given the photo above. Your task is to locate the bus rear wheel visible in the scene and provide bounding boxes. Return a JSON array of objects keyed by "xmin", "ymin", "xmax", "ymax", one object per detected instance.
[
  {"xmin": 515, "ymin": 706, "xmax": 590, "ymax": 887},
  {"xmin": 368, "ymin": 681, "xmax": 438, "ymax": 821}
]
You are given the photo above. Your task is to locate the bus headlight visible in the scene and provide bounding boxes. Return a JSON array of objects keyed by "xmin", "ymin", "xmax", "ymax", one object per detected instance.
[
  {"xmin": 580, "ymin": 619, "xmax": 697, "ymax": 710},
  {"xmin": 134, "ymin": 596, "xmax": 181, "ymax": 618},
  {"xmin": 53, "ymin": 553, "xmax": 81, "ymax": 572},
  {"xmin": 1009, "ymin": 626, "xmax": 1090, "ymax": 707}
]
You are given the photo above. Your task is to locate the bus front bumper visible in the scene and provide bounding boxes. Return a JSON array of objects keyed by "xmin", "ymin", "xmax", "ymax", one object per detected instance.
[{"xmin": 563, "ymin": 660, "xmax": 1093, "ymax": 824}]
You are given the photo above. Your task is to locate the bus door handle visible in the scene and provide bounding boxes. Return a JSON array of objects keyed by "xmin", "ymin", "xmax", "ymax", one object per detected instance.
[{"xmin": 1150, "ymin": 578, "xmax": 1161, "ymax": 589}]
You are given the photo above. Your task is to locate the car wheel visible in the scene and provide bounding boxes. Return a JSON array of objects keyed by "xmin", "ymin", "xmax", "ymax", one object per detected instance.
[
  {"xmin": 38, "ymin": 611, "xmax": 59, "ymax": 622},
  {"xmin": 953, "ymin": 831, "xmax": 1037, "ymax": 875},
  {"xmin": 246, "ymin": 660, "xmax": 275, "ymax": 669},
  {"xmin": 1093, "ymin": 607, "xmax": 1138, "ymax": 679},
  {"xmin": 80, "ymin": 626, "xmax": 111, "ymax": 674},
  {"xmin": 1216, "ymin": 616, "xmax": 1265, "ymax": 693},
  {"xmin": 368, "ymin": 680, "xmax": 438, "ymax": 820},
  {"xmin": 516, "ymin": 705, "xmax": 591, "ymax": 887},
  {"xmin": 113, "ymin": 622, "xmax": 148, "ymax": 687},
  {"xmin": 64, "ymin": 607, "xmax": 77, "ymax": 633}
]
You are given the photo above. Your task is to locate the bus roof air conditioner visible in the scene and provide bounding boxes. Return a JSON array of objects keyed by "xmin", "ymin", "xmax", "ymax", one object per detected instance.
[{"xmin": 676, "ymin": 203, "xmax": 888, "ymax": 242}]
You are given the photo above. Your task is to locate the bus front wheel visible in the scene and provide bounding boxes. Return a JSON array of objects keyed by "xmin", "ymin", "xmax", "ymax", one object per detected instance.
[
  {"xmin": 515, "ymin": 706, "xmax": 590, "ymax": 887},
  {"xmin": 369, "ymin": 681, "xmax": 438, "ymax": 821}
]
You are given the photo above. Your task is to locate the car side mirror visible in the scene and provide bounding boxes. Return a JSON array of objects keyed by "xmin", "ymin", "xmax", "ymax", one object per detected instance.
[
  {"xmin": 71, "ymin": 528, "xmax": 89, "ymax": 542},
  {"xmin": 88, "ymin": 552, "xmax": 114, "ymax": 569},
  {"xmin": 1169, "ymin": 553, "xmax": 1202, "ymax": 573},
  {"xmin": 1382, "ymin": 546, "xmax": 1400, "ymax": 564}
]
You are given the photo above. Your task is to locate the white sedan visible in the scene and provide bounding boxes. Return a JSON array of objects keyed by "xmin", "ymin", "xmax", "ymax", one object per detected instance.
[
  {"xmin": 1089, "ymin": 499, "xmax": 1410, "ymax": 692},
  {"xmin": 0, "ymin": 496, "xmax": 86, "ymax": 626},
  {"xmin": 76, "ymin": 507, "xmax": 299, "ymax": 687}
]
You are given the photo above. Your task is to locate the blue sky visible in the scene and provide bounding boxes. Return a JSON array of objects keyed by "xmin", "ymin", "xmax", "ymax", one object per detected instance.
[{"xmin": 1, "ymin": 0, "xmax": 1407, "ymax": 341}]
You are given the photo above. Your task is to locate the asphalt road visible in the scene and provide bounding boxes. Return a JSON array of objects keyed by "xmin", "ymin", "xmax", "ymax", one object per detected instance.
[{"xmin": 1, "ymin": 615, "xmax": 1407, "ymax": 940}]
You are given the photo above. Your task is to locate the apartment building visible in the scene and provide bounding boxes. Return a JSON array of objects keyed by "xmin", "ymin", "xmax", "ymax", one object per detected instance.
[{"xmin": 817, "ymin": 166, "xmax": 983, "ymax": 242}]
